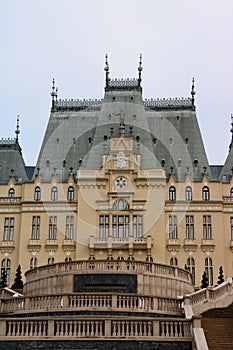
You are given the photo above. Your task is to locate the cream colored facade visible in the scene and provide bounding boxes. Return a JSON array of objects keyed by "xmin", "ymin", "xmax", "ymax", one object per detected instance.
[
  {"xmin": 0, "ymin": 60, "xmax": 233, "ymax": 289},
  {"xmin": 0, "ymin": 132, "xmax": 233, "ymax": 288}
]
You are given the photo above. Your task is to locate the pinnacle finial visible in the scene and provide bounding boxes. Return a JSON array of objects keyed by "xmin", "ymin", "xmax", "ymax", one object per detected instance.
[
  {"xmin": 191, "ymin": 77, "xmax": 196, "ymax": 107},
  {"xmin": 104, "ymin": 54, "xmax": 110, "ymax": 87},
  {"xmin": 15, "ymin": 115, "xmax": 20, "ymax": 143},
  {"xmin": 138, "ymin": 54, "xmax": 143, "ymax": 85},
  {"xmin": 51, "ymin": 79, "xmax": 58, "ymax": 111}
]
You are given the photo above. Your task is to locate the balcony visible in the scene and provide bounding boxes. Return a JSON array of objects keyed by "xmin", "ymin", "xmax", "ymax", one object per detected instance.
[
  {"xmin": 0, "ymin": 240, "xmax": 15, "ymax": 253},
  {"xmin": 0, "ymin": 197, "xmax": 21, "ymax": 204},
  {"xmin": 89, "ymin": 236, "xmax": 151, "ymax": 254},
  {"xmin": 183, "ymin": 239, "xmax": 198, "ymax": 253},
  {"xmin": 45, "ymin": 239, "xmax": 59, "ymax": 251},
  {"xmin": 27, "ymin": 239, "xmax": 41, "ymax": 251},
  {"xmin": 201, "ymin": 239, "xmax": 215, "ymax": 253},
  {"xmin": 62, "ymin": 239, "xmax": 76, "ymax": 251},
  {"xmin": 166, "ymin": 238, "xmax": 180, "ymax": 253}
]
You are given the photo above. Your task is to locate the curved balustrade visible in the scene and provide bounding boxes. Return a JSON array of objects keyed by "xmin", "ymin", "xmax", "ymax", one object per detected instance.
[
  {"xmin": 25, "ymin": 259, "xmax": 191, "ymax": 283},
  {"xmin": 1, "ymin": 293, "xmax": 183, "ymax": 315}
]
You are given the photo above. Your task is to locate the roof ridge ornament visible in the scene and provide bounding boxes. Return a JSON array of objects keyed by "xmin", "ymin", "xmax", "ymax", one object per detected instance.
[
  {"xmin": 15, "ymin": 115, "xmax": 20, "ymax": 143},
  {"xmin": 191, "ymin": 77, "xmax": 196, "ymax": 110},
  {"xmin": 138, "ymin": 53, "xmax": 143, "ymax": 86}
]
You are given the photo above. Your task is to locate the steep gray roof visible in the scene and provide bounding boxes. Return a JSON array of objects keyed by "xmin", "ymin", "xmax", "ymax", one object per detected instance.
[
  {"xmin": 35, "ymin": 80, "xmax": 211, "ymax": 182},
  {"xmin": 0, "ymin": 139, "xmax": 29, "ymax": 183}
]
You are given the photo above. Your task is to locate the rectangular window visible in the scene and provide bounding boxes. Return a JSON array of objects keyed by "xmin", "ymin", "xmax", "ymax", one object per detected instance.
[
  {"xmin": 49, "ymin": 216, "xmax": 57, "ymax": 240},
  {"xmin": 133, "ymin": 215, "xmax": 143, "ymax": 238},
  {"xmin": 112, "ymin": 215, "xmax": 129, "ymax": 239},
  {"xmin": 169, "ymin": 215, "xmax": 177, "ymax": 239},
  {"xmin": 99, "ymin": 215, "xmax": 109, "ymax": 239},
  {"xmin": 31, "ymin": 216, "xmax": 40, "ymax": 240},
  {"xmin": 3, "ymin": 218, "xmax": 14, "ymax": 241},
  {"xmin": 65, "ymin": 216, "xmax": 74, "ymax": 240},
  {"xmin": 203, "ymin": 215, "xmax": 212, "ymax": 239},
  {"xmin": 186, "ymin": 215, "xmax": 194, "ymax": 239}
]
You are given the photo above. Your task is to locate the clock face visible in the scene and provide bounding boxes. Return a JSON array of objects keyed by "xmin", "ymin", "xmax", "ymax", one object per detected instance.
[{"xmin": 115, "ymin": 177, "xmax": 127, "ymax": 189}]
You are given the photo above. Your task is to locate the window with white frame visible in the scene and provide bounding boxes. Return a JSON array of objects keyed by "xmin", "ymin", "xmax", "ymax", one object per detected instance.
[
  {"xmin": 49, "ymin": 216, "xmax": 57, "ymax": 239},
  {"xmin": 3, "ymin": 218, "xmax": 14, "ymax": 241},
  {"xmin": 65, "ymin": 216, "xmax": 74, "ymax": 240},
  {"xmin": 133, "ymin": 215, "xmax": 143, "ymax": 238},
  {"xmin": 185, "ymin": 186, "xmax": 192, "ymax": 201},
  {"xmin": 186, "ymin": 215, "xmax": 194, "ymax": 239},
  {"xmin": 169, "ymin": 215, "xmax": 177, "ymax": 239},
  {"xmin": 187, "ymin": 257, "xmax": 195, "ymax": 285},
  {"xmin": 112, "ymin": 215, "xmax": 129, "ymax": 239},
  {"xmin": 203, "ymin": 215, "xmax": 212, "ymax": 239},
  {"xmin": 1, "ymin": 259, "xmax": 11, "ymax": 286},
  {"xmin": 99, "ymin": 215, "xmax": 109, "ymax": 239}
]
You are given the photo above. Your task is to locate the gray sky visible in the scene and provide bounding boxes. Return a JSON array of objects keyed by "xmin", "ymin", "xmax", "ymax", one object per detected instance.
[{"xmin": 1, "ymin": 0, "xmax": 233, "ymax": 165}]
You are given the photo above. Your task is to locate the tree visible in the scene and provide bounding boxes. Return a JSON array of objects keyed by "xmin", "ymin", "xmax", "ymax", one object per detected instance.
[
  {"xmin": 217, "ymin": 266, "xmax": 224, "ymax": 285},
  {"xmin": 0, "ymin": 269, "xmax": 7, "ymax": 288},
  {"xmin": 11, "ymin": 264, "xmax": 23, "ymax": 290},
  {"xmin": 201, "ymin": 271, "xmax": 209, "ymax": 289}
]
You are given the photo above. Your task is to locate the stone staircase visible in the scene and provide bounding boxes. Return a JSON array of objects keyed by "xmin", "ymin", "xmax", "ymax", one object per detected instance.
[
  {"xmin": 202, "ymin": 317, "xmax": 233, "ymax": 350},
  {"xmin": 201, "ymin": 303, "xmax": 233, "ymax": 350}
]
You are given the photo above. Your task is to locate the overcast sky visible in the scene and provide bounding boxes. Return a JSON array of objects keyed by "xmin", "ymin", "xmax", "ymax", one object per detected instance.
[{"xmin": 0, "ymin": 0, "xmax": 233, "ymax": 166}]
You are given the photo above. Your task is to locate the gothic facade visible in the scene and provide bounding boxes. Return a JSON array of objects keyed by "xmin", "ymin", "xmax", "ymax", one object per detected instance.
[{"xmin": 0, "ymin": 56, "xmax": 233, "ymax": 289}]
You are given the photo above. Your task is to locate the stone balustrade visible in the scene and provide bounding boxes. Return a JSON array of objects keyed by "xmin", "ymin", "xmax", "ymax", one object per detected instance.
[
  {"xmin": 183, "ymin": 278, "xmax": 233, "ymax": 316},
  {"xmin": 0, "ymin": 293, "xmax": 183, "ymax": 315},
  {"xmin": 0, "ymin": 317, "xmax": 193, "ymax": 341},
  {"xmin": 26, "ymin": 259, "xmax": 191, "ymax": 282}
]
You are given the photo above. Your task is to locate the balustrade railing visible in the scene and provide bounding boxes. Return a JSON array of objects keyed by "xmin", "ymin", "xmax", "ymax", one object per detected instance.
[
  {"xmin": 25, "ymin": 259, "xmax": 192, "ymax": 283},
  {"xmin": 1, "ymin": 317, "xmax": 192, "ymax": 340},
  {"xmin": 1, "ymin": 293, "xmax": 183, "ymax": 315},
  {"xmin": 184, "ymin": 279, "xmax": 233, "ymax": 309}
]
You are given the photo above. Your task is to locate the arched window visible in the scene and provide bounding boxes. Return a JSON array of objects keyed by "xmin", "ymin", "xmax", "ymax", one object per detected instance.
[
  {"xmin": 51, "ymin": 187, "xmax": 58, "ymax": 201},
  {"xmin": 30, "ymin": 257, "xmax": 37, "ymax": 269},
  {"xmin": 185, "ymin": 186, "xmax": 192, "ymax": 201},
  {"xmin": 187, "ymin": 257, "xmax": 195, "ymax": 285},
  {"xmin": 1, "ymin": 258, "xmax": 11, "ymax": 286},
  {"xmin": 205, "ymin": 257, "xmax": 213, "ymax": 286},
  {"xmin": 48, "ymin": 257, "xmax": 54, "ymax": 265},
  {"xmin": 202, "ymin": 186, "xmax": 210, "ymax": 201},
  {"xmin": 8, "ymin": 188, "xmax": 14, "ymax": 198},
  {"xmin": 230, "ymin": 188, "xmax": 233, "ymax": 197},
  {"xmin": 112, "ymin": 199, "xmax": 129, "ymax": 210},
  {"xmin": 34, "ymin": 186, "xmax": 41, "ymax": 201},
  {"xmin": 170, "ymin": 257, "xmax": 178, "ymax": 266},
  {"xmin": 67, "ymin": 186, "xmax": 74, "ymax": 201},
  {"xmin": 65, "ymin": 257, "xmax": 72, "ymax": 262},
  {"xmin": 169, "ymin": 186, "xmax": 176, "ymax": 201}
]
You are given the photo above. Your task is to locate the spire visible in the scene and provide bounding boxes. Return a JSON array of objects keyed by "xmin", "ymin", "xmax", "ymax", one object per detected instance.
[
  {"xmin": 191, "ymin": 77, "xmax": 196, "ymax": 109},
  {"xmin": 229, "ymin": 114, "xmax": 233, "ymax": 151},
  {"xmin": 138, "ymin": 54, "xmax": 143, "ymax": 86},
  {"xmin": 51, "ymin": 79, "xmax": 58, "ymax": 111},
  {"xmin": 104, "ymin": 54, "xmax": 110, "ymax": 87},
  {"xmin": 15, "ymin": 115, "xmax": 20, "ymax": 143}
]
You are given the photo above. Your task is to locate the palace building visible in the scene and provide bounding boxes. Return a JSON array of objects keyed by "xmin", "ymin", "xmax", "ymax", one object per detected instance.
[{"xmin": 0, "ymin": 55, "xmax": 233, "ymax": 288}]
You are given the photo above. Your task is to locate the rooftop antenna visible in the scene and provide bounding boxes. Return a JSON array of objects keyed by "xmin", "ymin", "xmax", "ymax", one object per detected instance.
[
  {"xmin": 191, "ymin": 77, "xmax": 196, "ymax": 109},
  {"xmin": 138, "ymin": 54, "xmax": 143, "ymax": 86},
  {"xmin": 15, "ymin": 115, "xmax": 20, "ymax": 143},
  {"xmin": 104, "ymin": 54, "xmax": 110, "ymax": 87}
]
